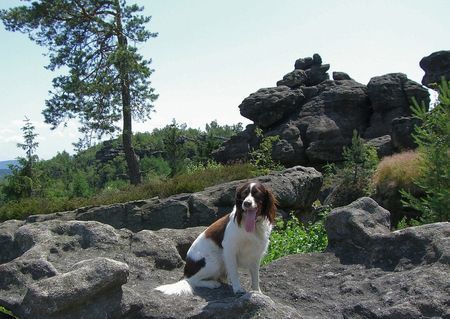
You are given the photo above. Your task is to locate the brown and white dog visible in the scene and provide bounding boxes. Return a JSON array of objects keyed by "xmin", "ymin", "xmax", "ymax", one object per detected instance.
[{"xmin": 155, "ymin": 181, "xmax": 277, "ymax": 295}]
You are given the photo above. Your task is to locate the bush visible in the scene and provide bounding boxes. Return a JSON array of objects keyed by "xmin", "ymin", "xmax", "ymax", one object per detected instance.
[
  {"xmin": 140, "ymin": 156, "xmax": 171, "ymax": 179},
  {"xmin": 321, "ymin": 131, "xmax": 379, "ymax": 207},
  {"xmin": 0, "ymin": 305, "xmax": 17, "ymax": 319},
  {"xmin": 0, "ymin": 163, "xmax": 258, "ymax": 221},
  {"xmin": 373, "ymin": 151, "xmax": 421, "ymax": 191},
  {"xmin": 342, "ymin": 130, "xmax": 379, "ymax": 194},
  {"xmin": 250, "ymin": 127, "xmax": 284, "ymax": 174},
  {"xmin": 401, "ymin": 78, "xmax": 450, "ymax": 223},
  {"xmin": 262, "ymin": 214, "xmax": 328, "ymax": 265}
]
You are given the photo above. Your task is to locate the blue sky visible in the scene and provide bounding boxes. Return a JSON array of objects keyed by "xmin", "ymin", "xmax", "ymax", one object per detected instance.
[{"xmin": 0, "ymin": 0, "xmax": 449, "ymax": 161}]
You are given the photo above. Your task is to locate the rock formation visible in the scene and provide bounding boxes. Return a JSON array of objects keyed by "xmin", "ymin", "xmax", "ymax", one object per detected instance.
[
  {"xmin": 1, "ymin": 197, "xmax": 448, "ymax": 318},
  {"xmin": 213, "ymin": 54, "xmax": 430, "ymax": 166},
  {"xmin": 420, "ymin": 50, "xmax": 450, "ymax": 87},
  {"xmin": 25, "ymin": 166, "xmax": 322, "ymax": 231}
]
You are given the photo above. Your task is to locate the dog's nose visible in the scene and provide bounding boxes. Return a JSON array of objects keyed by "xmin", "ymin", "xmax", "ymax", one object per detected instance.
[{"xmin": 243, "ymin": 201, "xmax": 252, "ymax": 208}]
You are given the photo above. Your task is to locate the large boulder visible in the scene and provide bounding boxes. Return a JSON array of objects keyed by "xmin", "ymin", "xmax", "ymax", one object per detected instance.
[
  {"xmin": 238, "ymin": 86, "xmax": 305, "ymax": 128},
  {"xmin": 297, "ymin": 79, "xmax": 370, "ymax": 163},
  {"xmin": 364, "ymin": 73, "xmax": 430, "ymax": 138},
  {"xmin": 420, "ymin": 50, "xmax": 450, "ymax": 87},
  {"xmin": 1, "ymin": 197, "xmax": 448, "ymax": 318},
  {"xmin": 26, "ymin": 166, "xmax": 323, "ymax": 232},
  {"xmin": 391, "ymin": 116, "xmax": 422, "ymax": 150},
  {"xmin": 213, "ymin": 54, "xmax": 430, "ymax": 167}
]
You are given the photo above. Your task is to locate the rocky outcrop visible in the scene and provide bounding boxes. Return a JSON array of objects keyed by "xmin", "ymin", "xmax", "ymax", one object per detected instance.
[
  {"xmin": 391, "ymin": 116, "xmax": 422, "ymax": 150},
  {"xmin": 213, "ymin": 53, "xmax": 431, "ymax": 166},
  {"xmin": 364, "ymin": 73, "xmax": 429, "ymax": 138},
  {"xmin": 26, "ymin": 166, "xmax": 322, "ymax": 232},
  {"xmin": 420, "ymin": 50, "xmax": 450, "ymax": 87},
  {"xmin": 1, "ymin": 197, "xmax": 448, "ymax": 318}
]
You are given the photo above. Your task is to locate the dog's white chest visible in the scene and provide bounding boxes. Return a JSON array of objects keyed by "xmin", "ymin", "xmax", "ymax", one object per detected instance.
[{"xmin": 232, "ymin": 223, "xmax": 271, "ymax": 268}]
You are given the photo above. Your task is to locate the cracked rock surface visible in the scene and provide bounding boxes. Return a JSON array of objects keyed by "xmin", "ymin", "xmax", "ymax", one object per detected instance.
[{"xmin": 0, "ymin": 198, "xmax": 449, "ymax": 318}]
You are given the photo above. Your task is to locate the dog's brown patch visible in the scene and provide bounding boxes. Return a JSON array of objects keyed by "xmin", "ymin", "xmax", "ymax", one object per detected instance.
[
  {"xmin": 184, "ymin": 256, "xmax": 206, "ymax": 278},
  {"xmin": 204, "ymin": 214, "xmax": 230, "ymax": 248}
]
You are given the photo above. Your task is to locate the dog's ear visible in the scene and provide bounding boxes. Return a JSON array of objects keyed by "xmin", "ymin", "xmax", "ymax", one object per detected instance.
[
  {"xmin": 263, "ymin": 187, "xmax": 277, "ymax": 224},
  {"xmin": 234, "ymin": 182, "xmax": 247, "ymax": 225},
  {"xmin": 234, "ymin": 182, "xmax": 248, "ymax": 207}
]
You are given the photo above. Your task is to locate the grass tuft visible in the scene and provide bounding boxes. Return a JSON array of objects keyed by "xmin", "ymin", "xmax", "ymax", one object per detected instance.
[{"xmin": 373, "ymin": 151, "xmax": 421, "ymax": 191}]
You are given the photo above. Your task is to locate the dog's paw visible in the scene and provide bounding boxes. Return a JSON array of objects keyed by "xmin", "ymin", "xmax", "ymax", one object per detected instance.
[
  {"xmin": 233, "ymin": 286, "xmax": 246, "ymax": 296},
  {"xmin": 209, "ymin": 281, "xmax": 222, "ymax": 289}
]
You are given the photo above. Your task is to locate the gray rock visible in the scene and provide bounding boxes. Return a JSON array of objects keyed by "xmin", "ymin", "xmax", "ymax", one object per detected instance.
[
  {"xmin": 294, "ymin": 56, "xmax": 315, "ymax": 70},
  {"xmin": 298, "ymin": 80, "xmax": 370, "ymax": 163},
  {"xmin": 332, "ymin": 71, "xmax": 352, "ymax": 80},
  {"xmin": 198, "ymin": 292, "xmax": 302, "ymax": 319},
  {"xmin": 276, "ymin": 69, "xmax": 308, "ymax": 88},
  {"xmin": 305, "ymin": 63, "xmax": 330, "ymax": 86},
  {"xmin": 238, "ymin": 86, "xmax": 305, "ymax": 128},
  {"xmin": 26, "ymin": 166, "xmax": 323, "ymax": 232},
  {"xmin": 365, "ymin": 134, "xmax": 393, "ymax": 157},
  {"xmin": 1, "ymin": 197, "xmax": 449, "ymax": 318},
  {"xmin": 325, "ymin": 197, "xmax": 450, "ymax": 268},
  {"xmin": 213, "ymin": 55, "xmax": 432, "ymax": 167},
  {"xmin": 22, "ymin": 257, "xmax": 129, "ymax": 318},
  {"xmin": 365, "ymin": 73, "xmax": 430, "ymax": 138},
  {"xmin": 391, "ymin": 116, "xmax": 421, "ymax": 150},
  {"xmin": 211, "ymin": 123, "xmax": 259, "ymax": 164},
  {"xmin": 420, "ymin": 50, "xmax": 450, "ymax": 87},
  {"xmin": 280, "ymin": 57, "xmax": 329, "ymax": 88}
]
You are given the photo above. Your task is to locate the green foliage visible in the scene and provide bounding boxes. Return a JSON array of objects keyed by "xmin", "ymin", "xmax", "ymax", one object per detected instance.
[
  {"xmin": 0, "ymin": 163, "xmax": 257, "ymax": 221},
  {"xmin": 0, "ymin": 0, "xmax": 157, "ymax": 143},
  {"xmin": 401, "ymin": 78, "xmax": 450, "ymax": 223},
  {"xmin": 2, "ymin": 119, "xmax": 41, "ymax": 200},
  {"xmin": 140, "ymin": 156, "xmax": 171, "ymax": 179},
  {"xmin": 342, "ymin": 130, "xmax": 379, "ymax": 193},
  {"xmin": 1, "ymin": 0, "xmax": 158, "ymax": 184},
  {"xmin": 161, "ymin": 120, "xmax": 189, "ymax": 177},
  {"xmin": 395, "ymin": 216, "xmax": 422, "ymax": 230},
  {"xmin": 250, "ymin": 127, "xmax": 284, "ymax": 174},
  {"xmin": 17, "ymin": 117, "xmax": 39, "ymax": 178},
  {"xmin": 262, "ymin": 212, "xmax": 329, "ymax": 265},
  {"xmin": 0, "ymin": 118, "xmax": 247, "ymax": 221},
  {"xmin": 320, "ymin": 131, "xmax": 379, "ymax": 207},
  {"xmin": 0, "ymin": 305, "xmax": 18, "ymax": 319}
]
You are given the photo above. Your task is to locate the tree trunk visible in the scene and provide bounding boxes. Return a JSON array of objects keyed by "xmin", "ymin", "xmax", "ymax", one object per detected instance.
[
  {"xmin": 115, "ymin": 0, "xmax": 141, "ymax": 185},
  {"xmin": 122, "ymin": 81, "xmax": 142, "ymax": 185}
]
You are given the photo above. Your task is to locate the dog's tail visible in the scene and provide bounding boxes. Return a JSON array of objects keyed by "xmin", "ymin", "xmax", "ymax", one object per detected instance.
[{"xmin": 155, "ymin": 279, "xmax": 193, "ymax": 296}]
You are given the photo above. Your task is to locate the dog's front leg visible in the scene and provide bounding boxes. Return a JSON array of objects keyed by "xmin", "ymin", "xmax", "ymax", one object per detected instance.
[
  {"xmin": 223, "ymin": 247, "xmax": 244, "ymax": 294},
  {"xmin": 249, "ymin": 261, "xmax": 261, "ymax": 292}
]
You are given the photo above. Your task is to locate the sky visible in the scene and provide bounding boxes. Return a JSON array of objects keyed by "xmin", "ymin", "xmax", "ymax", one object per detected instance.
[{"xmin": 0, "ymin": 0, "xmax": 449, "ymax": 161}]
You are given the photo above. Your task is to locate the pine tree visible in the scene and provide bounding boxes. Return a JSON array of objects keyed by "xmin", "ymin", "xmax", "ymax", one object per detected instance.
[
  {"xmin": 401, "ymin": 78, "xmax": 450, "ymax": 222},
  {"xmin": 17, "ymin": 117, "xmax": 39, "ymax": 179},
  {"xmin": 2, "ymin": 117, "xmax": 40, "ymax": 199},
  {"xmin": 1, "ymin": 0, "xmax": 158, "ymax": 185}
]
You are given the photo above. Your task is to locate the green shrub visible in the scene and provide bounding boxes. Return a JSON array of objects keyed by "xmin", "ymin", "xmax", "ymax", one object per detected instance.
[
  {"xmin": 342, "ymin": 130, "xmax": 379, "ymax": 194},
  {"xmin": 0, "ymin": 163, "xmax": 258, "ymax": 221},
  {"xmin": 262, "ymin": 214, "xmax": 328, "ymax": 265},
  {"xmin": 0, "ymin": 305, "xmax": 18, "ymax": 319},
  {"xmin": 321, "ymin": 131, "xmax": 379, "ymax": 207},
  {"xmin": 140, "ymin": 156, "xmax": 171, "ymax": 179},
  {"xmin": 401, "ymin": 78, "xmax": 450, "ymax": 223},
  {"xmin": 250, "ymin": 127, "xmax": 284, "ymax": 174}
]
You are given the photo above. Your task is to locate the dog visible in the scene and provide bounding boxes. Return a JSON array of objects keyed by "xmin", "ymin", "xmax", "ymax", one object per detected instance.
[{"xmin": 155, "ymin": 181, "xmax": 277, "ymax": 295}]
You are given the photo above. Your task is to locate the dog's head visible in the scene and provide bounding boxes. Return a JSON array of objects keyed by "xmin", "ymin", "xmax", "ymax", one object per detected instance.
[{"xmin": 235, "ymin": 182, "xmax": 277, "ymax": 231}]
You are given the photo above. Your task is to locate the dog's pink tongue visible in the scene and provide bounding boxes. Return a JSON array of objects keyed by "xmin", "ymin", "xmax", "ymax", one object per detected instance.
[{"xmin": 244, "ymin": 209, "xmax": 257, "ymax": 232}]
